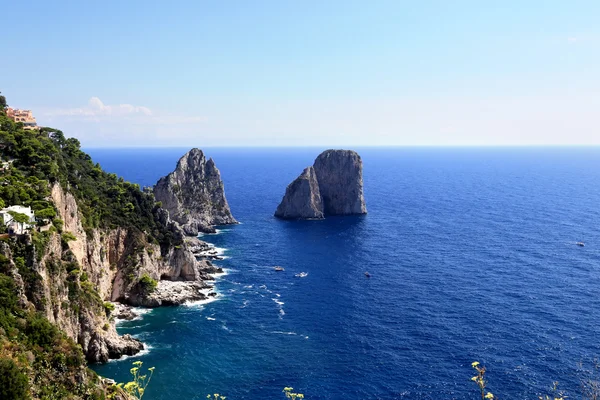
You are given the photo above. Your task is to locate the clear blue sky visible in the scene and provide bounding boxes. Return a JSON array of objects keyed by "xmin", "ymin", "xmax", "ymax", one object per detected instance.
[{"xmin": 1, "ymin": 1, "xmax": 599, "ymax": 147}]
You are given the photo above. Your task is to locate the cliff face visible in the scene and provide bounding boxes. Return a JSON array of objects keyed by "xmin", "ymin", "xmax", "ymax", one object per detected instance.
[
  {"xmin": 10, "ymin": 184, "xmax": 219, "ymax": 363},
  {"xmin": 275, "ymin": 149, "xmax": 367, "ymax": 219},
  {"xmin": 154, "ymin": 148, "xmax": 237, "ymax": 235},
  {"xmin": 274, "ymin": 167, "xmax": 324, "ymax": 220}
]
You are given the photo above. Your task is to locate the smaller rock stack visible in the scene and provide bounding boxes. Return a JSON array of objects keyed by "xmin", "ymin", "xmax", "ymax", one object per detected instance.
[
  {"xmin": 154, "ymin": 148, "xmax": 237, "ymax": 235},
  {"xmin": 275, "ymin": 149, "xmax": 367, "ymax": 220}
]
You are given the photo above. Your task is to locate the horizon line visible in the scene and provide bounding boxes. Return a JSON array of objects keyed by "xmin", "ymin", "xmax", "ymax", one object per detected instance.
[{"xmin": 83, "ymin": 144, "xmax": 600, "ymax": 149}]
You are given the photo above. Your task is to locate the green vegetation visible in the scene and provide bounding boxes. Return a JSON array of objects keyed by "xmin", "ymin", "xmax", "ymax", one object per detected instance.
[
  {"xmin": 283, "ymin": 387, "xmax": 305, "ymax": 399},
  {"xmin": 137, "ymin": 274, "xmax": 158, "ymax": 294},
  {"xmin": 0, "ymin": 358, "xmax": 29, "ymax": 400},
  {"xmin": 0, "ymin": 94, "xmax": 172, "ymax": 398},
  {"xmin": 115, "ymin": 361, "xmax": 155, "ymax": 400},
  {"xmin": 0, "ymin": 105, "xmax": 180, "ymax": 252},
  {"xmin": 470, "ymin": 362, "xmax": 495, "ymax": 399},
  {"xmin": 0, "ymin": 259, "xmax": 104, "ymax": 399}
]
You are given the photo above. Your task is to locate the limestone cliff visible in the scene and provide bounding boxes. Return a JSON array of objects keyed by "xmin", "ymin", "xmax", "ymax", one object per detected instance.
[
  {"xmin": 154, "ymin": 148, "xmax": 237, "ymax": 235},
  {"xmin": 3, "ymin": 183, "xmax": 221, "ymax": 363},
  {"xmin": 275, "ymin": 149, "xmax": 367, "ymax": 219},
  {"xmin": 274, "ymin": 166, "xmax": 324, "ymax": 219}
]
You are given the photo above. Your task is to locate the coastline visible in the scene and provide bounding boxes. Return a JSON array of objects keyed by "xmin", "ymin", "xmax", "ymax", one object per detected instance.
[{"xmin": 107, "ymin": 234, "xmax": 231, "ymax": 361}]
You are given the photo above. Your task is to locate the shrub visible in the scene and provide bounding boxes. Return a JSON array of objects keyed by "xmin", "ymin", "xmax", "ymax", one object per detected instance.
[
  {"xmin": 25, "ymin": 313, "xmax": 58, "ymax": 349},
  {"xmin": 104, "ymin": 302, "xmax": 115, "ymax": 313},
  {"xmin": 138, "ymin": 274, "xmax": 157, "ymax": 294},
  {"xmin": 0, "ymin": 358, "xmax": 29, "ymax": 400},
  {"xmin": 53, "ymin": 218, "xmax": 64, "ymax": 232}
]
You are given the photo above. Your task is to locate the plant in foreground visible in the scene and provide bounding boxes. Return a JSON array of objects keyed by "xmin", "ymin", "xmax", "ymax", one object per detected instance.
[
  {"xmin": 538, "ymin": 381, "xmax": 566, "ymax": 400},
  {"xmin": 116, "ymin": 361, "xmax": 155, "ymax": 400},
  {"xmin": 471, "ymin": 361, "xmax": 494, "ymax": 399},
  {"xmin": 207, "ymin": 394, "xmax": 226, "ymax": 400},
  {"xmin": 283, "ymin": 387, "xmax": 305, "ymax": 399}
]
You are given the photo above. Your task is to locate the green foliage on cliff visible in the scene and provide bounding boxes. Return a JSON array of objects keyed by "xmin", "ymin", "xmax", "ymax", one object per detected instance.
[
  {"xmin": 0, "ymin": 358, "xmax": 29, "ymax": 400},
  {"xmin": 0, "ymin": 104, "xmax": 179, "ymax": 251},
  {"xmin": 0, "ymin": 262, "xmax": 105, "ymax": 399},
  {"xmin": 137, "ymin": 274, "xmax": 158, "ymax": 294},
  {"xmin": 0, "ymin": 95, "xmax": 170, "ymax": 398}
]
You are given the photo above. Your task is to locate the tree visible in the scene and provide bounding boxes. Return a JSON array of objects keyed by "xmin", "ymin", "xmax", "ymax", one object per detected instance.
[
  {"xmin": 0, "ymin": 91, "xmax": 7, "ymax": 110},
  {"xmin": 0, "ymin": 358, "xmax": 29, "ymax": 400}
]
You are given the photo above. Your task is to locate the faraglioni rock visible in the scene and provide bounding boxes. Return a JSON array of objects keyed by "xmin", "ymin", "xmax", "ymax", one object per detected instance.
[
  {"xmin": 274, "ymin": 166, "xmax": 324, "ymax": 219},
  {"xmin": 154, "ymin": 148, "xmax": 237, "ymax": 235},
  {"xmin": 275, "ymin": 149, "xmax": 367, "ymax": 219}
]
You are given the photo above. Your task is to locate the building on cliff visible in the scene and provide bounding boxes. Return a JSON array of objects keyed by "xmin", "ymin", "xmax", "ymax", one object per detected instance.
[
  {"xmin": 0, "ymin": 205, "xmax": 35, "ymax": 235},
  {"xmin": 6, "ymin": 107, "xmax": 39, "ymax": 130}
]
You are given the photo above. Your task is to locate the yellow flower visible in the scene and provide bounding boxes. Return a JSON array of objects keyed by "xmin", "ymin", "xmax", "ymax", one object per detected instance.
[
  {"xmin": 485, "ymin": 392, "xmax": 494, "ymax": 399},
  {"xmin": 472, "ymin": 361, "xmax": 480, "ymax": 367}
]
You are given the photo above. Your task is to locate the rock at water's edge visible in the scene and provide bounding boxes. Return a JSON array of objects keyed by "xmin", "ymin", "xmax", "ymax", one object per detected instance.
[
  {"xmin": 154, "ymin": 148, "xmax": 237, "ymax": 235},
  {"xmin": 274, "ymin": 166, "xmax": 324, "ymax": 219}
]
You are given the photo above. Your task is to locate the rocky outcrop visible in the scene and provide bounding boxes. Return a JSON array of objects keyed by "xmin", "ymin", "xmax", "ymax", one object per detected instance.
[
  {"xmin": 154, "ymin": 148, "xmax": 237, "ymax": 235},
  {"xmin": 128, "ymin": 280, "xmax": 216, "ymax": 307},
  {"xmin": 275, "ymin": 149, "xmax": 367, "ymax": 219},
  {"xmin": 274, "ymin": 167, "xmax": 324, "ymax": 219}
]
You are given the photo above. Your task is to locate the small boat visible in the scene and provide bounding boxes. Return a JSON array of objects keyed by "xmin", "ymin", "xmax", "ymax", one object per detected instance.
[
  {"xmin": 274, "ymin": 266, "xmax": 285, "ymax": 272},
  {"xmin": 364, "ymin": 272, "xmax": 371, "ymax": 278},
  {"xmin": 294, "ymin": 272, "xmax": 308, "ymax": 278},
  {"xmin": 577, "ymin": 242, "xmax": 585, "ymax": 247}
]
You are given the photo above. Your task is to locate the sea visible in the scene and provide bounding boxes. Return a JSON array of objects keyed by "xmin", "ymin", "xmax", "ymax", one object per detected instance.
[{"xmin": 88, "ymin": 147, "xmax": 600, "ymax": 400}]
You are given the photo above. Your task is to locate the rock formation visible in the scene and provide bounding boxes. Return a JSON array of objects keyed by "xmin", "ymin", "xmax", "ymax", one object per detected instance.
[
  {"xmin": 154, "ymin": 148, "xmax": 237, "ymax": 235},
  {"xmin": 274, "ymin": 166, "xmax": 324, "ymax": 219},
  {"xmin": 275, "ymin": 149, "xmax": 366, "ymax": 219},
  {"xmin": 313, "ymin": 150, "xmax": 367, "ymax": 215}
]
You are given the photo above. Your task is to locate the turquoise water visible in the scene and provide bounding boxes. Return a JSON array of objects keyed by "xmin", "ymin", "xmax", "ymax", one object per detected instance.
[{"xmin": 90, "ymin": 147, "xmax": 600, "ymax": 399}]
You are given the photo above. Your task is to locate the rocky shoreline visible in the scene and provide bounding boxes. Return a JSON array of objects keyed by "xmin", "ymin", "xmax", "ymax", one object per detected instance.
[{"xmin": 99, "ymin": 149, "xmax": 238, "ymax": 361}]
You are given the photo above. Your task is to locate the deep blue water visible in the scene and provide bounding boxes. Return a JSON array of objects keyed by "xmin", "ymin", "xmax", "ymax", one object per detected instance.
[{"xmin": 88, "ymin": 147, "xmax": 600, "ymax": 399}]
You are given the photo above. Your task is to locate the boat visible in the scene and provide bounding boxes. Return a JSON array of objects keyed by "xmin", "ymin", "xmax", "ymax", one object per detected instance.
[
  {"xmin": 294, "ymin": 272, "xmax": 308, "ymax": 278},
  {"xmin": 364, "ymin": 272, "xmax": 371, "ymax": 278},
  {"xmin": 274, "ymin": 266, "xmax": 285, "ymax": 272},
  {"xmin": 577, "ymin": 242, "xmax": 585, "ymax": 247}
]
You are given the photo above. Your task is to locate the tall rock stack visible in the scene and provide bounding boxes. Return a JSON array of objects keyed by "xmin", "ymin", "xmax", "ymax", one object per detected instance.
[
  {"xmin": 154, "ymin": 148, "xmax": 237, "ymax": 235},
  {"xmin": 275, "ymin": 149, "xmax": 367, "ymax": 220}
]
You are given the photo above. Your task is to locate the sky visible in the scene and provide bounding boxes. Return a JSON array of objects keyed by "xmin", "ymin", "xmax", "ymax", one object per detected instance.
[{"xmin": 1, "ymin": 1, "xmax": 599, "ymax": 147}]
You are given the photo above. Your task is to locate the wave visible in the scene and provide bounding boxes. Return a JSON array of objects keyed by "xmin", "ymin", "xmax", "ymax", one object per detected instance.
[
  {"xmin": 206, "ymin": 317, "xmax": 216, "ymax": 321},
  {"xmin": 272, "ymin": 298, "xmax": 285, "ymax": 306},
  {"xmin": 183, "ymin": 293, "xmax": 221, "ymax": 308},
  {"xmin": 270, "ymin": 331, "xmax": 297, "ymax": 335}
]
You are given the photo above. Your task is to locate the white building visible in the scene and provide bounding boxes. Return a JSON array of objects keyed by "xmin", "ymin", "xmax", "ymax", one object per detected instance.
[{"xmin": 0, "ymin": 205, "xmax": 35, "ymax": 235}]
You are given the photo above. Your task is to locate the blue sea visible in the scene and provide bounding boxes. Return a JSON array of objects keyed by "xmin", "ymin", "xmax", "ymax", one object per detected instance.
[{"xmin": 89, "ymin": 147, "xmax": 600, "ymax": 399}]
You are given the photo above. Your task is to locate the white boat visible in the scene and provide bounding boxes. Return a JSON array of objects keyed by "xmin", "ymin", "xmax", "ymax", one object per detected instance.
[{"xmin": 294, "ymin": 272, "xmax": 308, "ymax": 278}]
